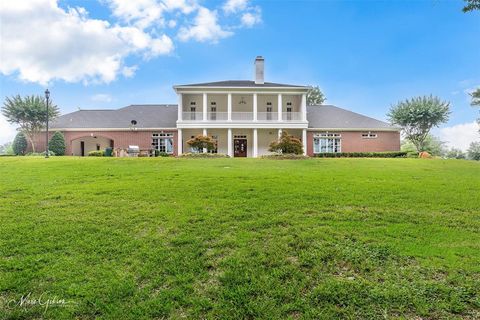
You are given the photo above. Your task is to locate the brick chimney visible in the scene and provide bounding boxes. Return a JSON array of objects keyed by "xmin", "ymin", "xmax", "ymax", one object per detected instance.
[{"xmin": 254, "ymin": 56, "xmax": 264, "ymax": 84}]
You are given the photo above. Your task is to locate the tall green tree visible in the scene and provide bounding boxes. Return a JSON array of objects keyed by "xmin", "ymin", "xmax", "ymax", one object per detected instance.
[
  {"xmin": 2, "ymin": 95, "xmax": 59, "ymax": 152},
  {"xmin": 467, "ymin": 141, "xmax": 480, "ymax": 160},
  {"xmin": 401, "ymin": 134, "xmax": 447, "ymax": 157},
  {"xmin": 445, "ymin": 148, "xmax": 466, "ymax": 159},
  {"xmin": 463, "ymin": 0, "xmax": 480, "ymax": 12},
  {"xmin": 306, "ymin": 86, "xmax": 326, "ymax": 105},
  {"xmin": 0, "ymin": 142, "xmax": 14, "ymax": 155},
  {"xmin": 471, "ymin": 88, "xmax": 480, "ymax": 132},
  {"xmin": 388, "ymin": 95, "xmax": 450, "ymax": 152},
  {"xmin": 49, "ymin": 131, "xmax": 66, "ymax": 156},
  {"xmin": 12, "ymin": 132, "xmax": 28, "ymax": 155},
  {"xmin": 470, "ymin": 88, "xmax": 480, "ymax": 106}
]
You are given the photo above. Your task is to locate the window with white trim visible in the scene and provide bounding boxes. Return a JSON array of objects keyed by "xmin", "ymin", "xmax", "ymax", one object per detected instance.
[
  {"xmin": 362, "ymin": 132, "xmax": 377, "ymax": 139},
  {"xmin": 266, "ymin": 106, "xmax": 273, "ymax": 120},
  {"xmin": 313, "ymin": 132, "xmax": 341, "ymax": 153},
  {"xmin": 152, "ymin": 132, "xmax": 174, "ymax": 154}
]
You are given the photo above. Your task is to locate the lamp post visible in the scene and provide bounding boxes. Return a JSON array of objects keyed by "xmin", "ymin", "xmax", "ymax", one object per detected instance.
[{"xmin": 45, "ymin": 89, "xmax": 50, "ymax": 158}]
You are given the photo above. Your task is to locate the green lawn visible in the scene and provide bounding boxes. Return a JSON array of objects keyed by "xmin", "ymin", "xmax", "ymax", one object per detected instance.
[{"xmin": 1, "ymin": 157, "xmax": 479, "ymax": 319}]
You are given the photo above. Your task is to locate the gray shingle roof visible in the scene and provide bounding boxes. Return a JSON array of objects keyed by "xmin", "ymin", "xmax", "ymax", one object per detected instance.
[
  {"xmin": 51, "ymin": 105, "xmax": 178, "ymax": 129},
  {"xmin": 51, "ymin": 104, "xmax": 398, "ymax": 131},
  {"xmin": 307, "ymin": 105, "xmax": 399, "ymax": 130},
  {"xmin": 174, "ymin": 80, "xmax": 308, "ymax": 88}
]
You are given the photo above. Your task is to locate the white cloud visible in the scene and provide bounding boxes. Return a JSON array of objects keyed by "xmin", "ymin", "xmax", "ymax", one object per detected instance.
[
  {"xmin": 438, "ymin": 122, "xmax": 480, "ymax": 151},
  {"xmin": 162, "ymin": 0, "xmax": 197, "ymax": 14},
  {"xmin": 106, "ymin": 0, "xmax": 165, "ymax": 29},
  {"xmin": 0, "ymin": 115, "xmax": 17, "ymax": 145},
  {"xmin": 0, "ymin": 0, "xmax": 173, "ymax": 85},
  {"xmin": 178, "ymin": 8, "xmax": 233, "ymax": 43},
  {"xmin": 223, "ymin": 0, "xmax": 249, "ymax": 13},
  {"xmin": 0, "ymin": 0, "xmax": 262, "ymax": 85},
  {"xmin": 122, "ymin": 65, "xmax": 138, "ymax": 78},
  {"xmin": 91, "ymin": 94, "xmax": 113, "ymax": 103},
  {"xmin": 241, "ymin": 9, "xmax": 261, "ymax": 27}
]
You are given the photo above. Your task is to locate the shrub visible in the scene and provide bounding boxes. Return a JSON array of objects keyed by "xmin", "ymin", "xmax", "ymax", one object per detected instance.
[
  {"xmin": 12, "ymin": 132, "xmax": 28, "ymax": 155},
  {"xmin": 467, "ymin": 142, "xmax": 480, "ymax": 160},
  {"xmin": 186, "ymin": 135, "xmax": 216, "ymax": 153},
  {"xmin": 180, "ymin": 153, "xmax": 229, "ymax": 158},
  {"xmin": 154, "ymin": 150, "xmax": 170, "ymax": 157},
  {"xmin": 49, "ymin": 131, "xmax": 66, "ymax": 155},
  {"xmin": 268, "ymin": 131, "xmax": 303, "ymax": 155},
  {"xmin": 313, "ymin": 152, "xmax": 407, "ymax": 158},
  {"xmin": 25, "ymin": 151, "xmax": 55, "ymax": 156},
  {"xmin": 261, "ymin": 153, "xmax": 308, "ymax": 160},
  {"xmin": 88, "ymin": 150, "xmax": 105, "ymax": 157},
  {"xmin": 0, "ymin": 142, "xmax": 14, "ymax": 155},
  {"xmin": 444, "ymin": 148, "xmax": 466, "ymax": 159}
]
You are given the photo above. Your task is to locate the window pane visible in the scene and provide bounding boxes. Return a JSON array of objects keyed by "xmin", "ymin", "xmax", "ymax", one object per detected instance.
[{"xmin": 166, "ymin": 139, "xmax": 173, "ymax": 153}]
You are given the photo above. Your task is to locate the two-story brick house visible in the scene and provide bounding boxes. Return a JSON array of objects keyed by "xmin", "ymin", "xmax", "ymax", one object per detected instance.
[{"xmin": 40, "ymin": 57, "xmax": 400, "ymax": 157}]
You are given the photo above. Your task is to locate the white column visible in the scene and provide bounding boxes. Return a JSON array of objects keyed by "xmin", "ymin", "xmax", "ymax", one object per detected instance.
[
  {"xmin": 253, "ymin": 93, "xmax": 258, "ymax": 122},
  {"xmin": 227, "ymin": 93, "xmax": 232, "ymax": 121},
  {"xmin": 302, "ymin": 129, "xmax": 307, "ymax": 156},
  {"xmin": 177, "ymin": 129, "xmax": 183, "ymax": 156},
  {"xmin": 253, "ymin": 128, "xmax": 258, "ymax": 158},
  {"xmin": 227, "ymin": 128, "xmax": 233, "ymax": 157},
  {"xmin": 177, "ymin": 93, "xmax": 183, "ymax": 121},
  {"xmin": 203, "ymin": 93, "xmax": 208, "ymax": 121},
  {"xmin": 203, "ymin": 128, "xmax": 207, "ymax": 153},
  {"xmin": 278, "ymin": 128, "xmax": 283, "ymax": 139},
  {"xmin": 278, "ymin": 94, "xmax": 283, "ymax": 121},
  {"xmin": 301, "ymin": 93, "xmax": 307, "ymax": 121}
]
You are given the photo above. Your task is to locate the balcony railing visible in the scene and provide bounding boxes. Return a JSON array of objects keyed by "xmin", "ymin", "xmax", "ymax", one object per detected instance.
[
  {"xmin": 282, "ymin": 112, "xmax": 303, "ymax": 121},
  {"xmin": 181, "ymin": 111, "xmax": 303, "ymax": 122}
]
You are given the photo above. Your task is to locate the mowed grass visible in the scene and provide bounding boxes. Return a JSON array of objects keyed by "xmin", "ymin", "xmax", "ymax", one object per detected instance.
[{"xmin": 0, "ymin": 157, "xmax": 479, "ymax": 319}]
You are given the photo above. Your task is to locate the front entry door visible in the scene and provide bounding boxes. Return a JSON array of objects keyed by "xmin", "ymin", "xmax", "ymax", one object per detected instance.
[{"xmin": 234, "ymin": 139, "xmax": 247, "ymax": 157}]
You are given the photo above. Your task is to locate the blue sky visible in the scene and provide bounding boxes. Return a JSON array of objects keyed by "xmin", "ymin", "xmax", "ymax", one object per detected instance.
[{"xmin": 1, "ymin": 0, "xmax": 479, "ymax": 149}]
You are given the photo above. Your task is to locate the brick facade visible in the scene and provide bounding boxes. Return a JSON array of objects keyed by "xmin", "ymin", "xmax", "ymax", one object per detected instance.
[
  {"xmin": 306, "ymin": 130, "xmax": 400, "ymax": 156},
  {"xmin": 30, "ymin": 129, "xmax": 399, "ymax": 157},
  {"xmin": 28, "ymin": 130, "xmax": 179, "ymax": 156}
]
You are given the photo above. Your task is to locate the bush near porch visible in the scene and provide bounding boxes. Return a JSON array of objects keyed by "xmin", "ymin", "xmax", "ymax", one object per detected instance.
[
  {"xmin": 1, "ymin": 157, "xmax": 479, "ymax": 319},
  {"xmin": 268, "ymin": 130, "xmax": 304, "ymax": 155},
  {"xmin": 314, "ymin": 151, "xmax": 408, "ymax": 158}
]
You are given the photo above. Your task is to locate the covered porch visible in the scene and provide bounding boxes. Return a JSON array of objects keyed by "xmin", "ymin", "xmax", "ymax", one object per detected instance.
[
  {"xmin": 178, "ymin": 128, "xmax": 306, "ymax": 158},
  {"xmin": 71, "ymin": 135, "xmax": 114, "ymax": 156}
]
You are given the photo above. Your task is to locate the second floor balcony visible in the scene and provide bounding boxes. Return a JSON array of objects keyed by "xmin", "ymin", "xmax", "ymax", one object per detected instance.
[{"xmin": 181, "ymin": 111, "xmax": 304, "ymax": 122}]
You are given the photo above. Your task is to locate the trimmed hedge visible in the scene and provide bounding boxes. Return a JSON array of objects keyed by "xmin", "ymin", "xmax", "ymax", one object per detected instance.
[
  {"xmin": 180, "ymin": 153, "xmax": 229, "ymax": 158},
  {"xmin": 261, "ymin": 153, "xmax": 309, "ymax": 160},
  {"xmin": 26, "ymin": 151, "xmax": 55, "ymax": 156},
  {"xmin": 88, "ymin": 150, "xmax": 105, "ymax": 157},
  {"xmin": 313, "ymin": 152, "xmax": 407, "ymax": 158}
]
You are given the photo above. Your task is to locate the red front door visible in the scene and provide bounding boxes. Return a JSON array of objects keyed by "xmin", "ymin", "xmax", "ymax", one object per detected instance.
[{"xmin": 234, "ymin": 139, "xmax": 247, "ymax": 157}]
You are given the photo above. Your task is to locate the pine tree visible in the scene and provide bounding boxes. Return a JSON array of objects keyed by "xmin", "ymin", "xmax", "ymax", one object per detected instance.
[
  {"xmin": 49, "ymin": 131, "xmax": 66, "ymax": 155},
  {"xmin": 12, "ymin": 132, "xmax": 28, "ymax": 155}
]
